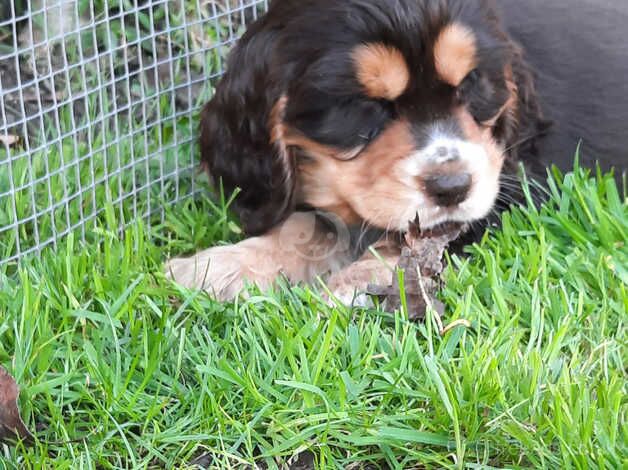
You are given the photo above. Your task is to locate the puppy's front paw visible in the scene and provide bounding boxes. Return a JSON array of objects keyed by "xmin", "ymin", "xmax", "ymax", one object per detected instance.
[
  {"xmin": 325, "ymin": 240, "xmax": 401, "ymax": 307},
  {"xmin": 325, "ymin": 258, "xmax": 395, "ymax": 307},
  {"xmin": 165, "ymin": 244, "xmax": 278, "ymax": 301}
]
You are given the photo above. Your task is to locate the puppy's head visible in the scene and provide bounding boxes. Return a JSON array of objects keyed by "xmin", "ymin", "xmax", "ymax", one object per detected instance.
[
  {"xmin": 273, "ymin": 1, "xmax": 527, "ymax": 232},
  {"xmin": 203, "ymin": 0, "xmax": 542, "ymax": 235}
]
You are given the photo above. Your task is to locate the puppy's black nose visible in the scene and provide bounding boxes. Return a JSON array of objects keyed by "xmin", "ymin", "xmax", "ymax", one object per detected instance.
[{"xmin": 423, "ymin": 173, "xmax": 472, "ymax": 207}]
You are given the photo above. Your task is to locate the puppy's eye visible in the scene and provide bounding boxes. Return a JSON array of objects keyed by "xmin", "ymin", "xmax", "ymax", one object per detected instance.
[
  {"xmin": 366, "ymin": 128, "xmax": 380, "ymax": 141},
  {"xmin": 358, "ymin": 127, "xmax": 380, "ymax": 143},
  {"xmin": 358, "ymin": 101, "xmax": 395, "ymax": 143},
  {"xmin": 343, "ymin": 127, "xmax": 379, "ymax": 159},
  {"xmin": 456, "ymin": 69, "xmax": 481, "ymax": 101}
]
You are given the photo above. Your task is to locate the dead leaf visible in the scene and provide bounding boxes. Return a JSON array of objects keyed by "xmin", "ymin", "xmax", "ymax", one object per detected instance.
[
  {"xmin": 0, "ymin": 134, "xmax": 19, "ymax": 147},
  {"xmin": 367, "ymin": 216, "xmax": 466, "ymax": 321},
  {"xmin": 0, "ymin": 366, "xmax": 34, "ymax": 444}
]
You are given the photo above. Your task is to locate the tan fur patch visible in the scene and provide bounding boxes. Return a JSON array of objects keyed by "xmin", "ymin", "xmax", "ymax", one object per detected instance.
[
  {"xmin": 298, "ymin": 120, "xmax": 419, "ymax": 228},
  {"xmin": 269, "ymin": 95, "xmax": 288, "ymax": 149},
  {"xmin": 434, "ymin": 23, "xmax": 477, "ymax": 87},
  {"xmin": 353, "ymin": 43, "xmax": 410, "ymax": 100},
  {"xmin": 270, "ymin": 97, "xmax": 386, "ymax": 226},
  {"xmin": 269, "ymin": 95, "xmax": 295, "ymax": 189}
]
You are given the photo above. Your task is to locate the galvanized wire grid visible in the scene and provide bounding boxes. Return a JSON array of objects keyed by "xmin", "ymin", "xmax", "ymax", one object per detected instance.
[{"xmin": 0, "ymin": 0, "xmax": 268, "ymax": 265}]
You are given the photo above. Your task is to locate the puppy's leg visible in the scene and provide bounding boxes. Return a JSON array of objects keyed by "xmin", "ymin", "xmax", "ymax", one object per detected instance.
[
  {"xmin": 326, "ymin": 238, "xmax": 401, "ymax": 307},
  {"xmin": 165, "ymin": 212, "xmax": 352, "ymax": 301}
]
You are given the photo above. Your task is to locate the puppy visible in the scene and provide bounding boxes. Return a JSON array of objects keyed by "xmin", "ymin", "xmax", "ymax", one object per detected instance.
[{"xmin": 166, "ymin": 0, "xmax": 628, "ymax": 301}]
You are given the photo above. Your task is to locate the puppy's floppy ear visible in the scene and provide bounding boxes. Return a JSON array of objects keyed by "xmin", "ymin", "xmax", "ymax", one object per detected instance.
[
  {"xmin": 199, "ymin": 30, "xmax": 296, "ymax": 236},
  {"xmin": 500, "ymin": 42, "xmax": 551, "ymax": 167}
]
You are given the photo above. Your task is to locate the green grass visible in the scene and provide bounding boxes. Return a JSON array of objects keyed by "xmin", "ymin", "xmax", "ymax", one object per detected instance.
[{"xmin": 0, "ymin": 161, "xmax": 626, "ymax": 468}]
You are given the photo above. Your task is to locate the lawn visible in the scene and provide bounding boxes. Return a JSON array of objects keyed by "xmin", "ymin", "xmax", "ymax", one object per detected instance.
[
  {"xmin": 0, "ymin": 156, "xmax": 626, "ymax": 469},
  {"xmin": 1, "ymin": 2, "xmax": 627, "ymax": 468}
]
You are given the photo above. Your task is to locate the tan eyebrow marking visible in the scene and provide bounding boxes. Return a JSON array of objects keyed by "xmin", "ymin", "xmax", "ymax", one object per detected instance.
[
  {"xmin": 434, "ymin": 23, "xmax": 478, "ymax": 87},
  {"xmin": 353, "ymin": 43, "xmax": 410, "ymax": 100}
]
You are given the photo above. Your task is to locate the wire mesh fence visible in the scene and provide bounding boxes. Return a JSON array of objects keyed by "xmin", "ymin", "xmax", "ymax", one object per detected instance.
[{"xmin": 0, "ymin": 0, "xmax": 268, "ymax": 266}]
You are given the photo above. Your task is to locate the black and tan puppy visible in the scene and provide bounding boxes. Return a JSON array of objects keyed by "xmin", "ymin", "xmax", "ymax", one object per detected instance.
[{"xmin": 166, "ymin": 0, "xmax": 627, "ymax": 301}]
